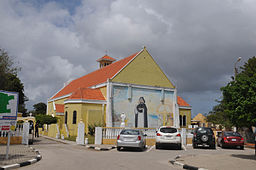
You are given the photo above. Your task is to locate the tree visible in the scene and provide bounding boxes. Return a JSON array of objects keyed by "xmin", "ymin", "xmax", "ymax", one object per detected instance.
[
  {"xmin": 0, "ymin": 48, "xmax": 28, "ymax": 114},
  {"xmin": 35, "ymin": 114, "xmax": 58, "ymax": 127},
  {"xmin": 221, "ymin": 56, "xmax": 256, "ymax": 128},
  {"xmin": 33, "ymin": 102, "xmax": 47, "ymax": 115},
  {"xmin": 207, "ymin": 101, "xmax": 232, "ymax": 129},
  {"xmin": 208, "ymin": 56, "xmax": 256, "ymax": 129}
]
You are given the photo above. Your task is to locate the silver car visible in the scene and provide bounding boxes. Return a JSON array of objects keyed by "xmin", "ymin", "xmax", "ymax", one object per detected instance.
[{"xmin": 117, "ymin": 129, "xmax": 146, "ymax": 151}]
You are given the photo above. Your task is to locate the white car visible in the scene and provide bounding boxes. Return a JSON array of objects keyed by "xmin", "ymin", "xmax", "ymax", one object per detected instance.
[{"xmin": 155, "ymin": 126, "xmax": 182, "ymax": 149}]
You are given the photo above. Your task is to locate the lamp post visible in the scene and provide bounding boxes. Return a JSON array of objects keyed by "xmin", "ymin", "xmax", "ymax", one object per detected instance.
[{"xmin": 234, "ymin": 57, "xmax": 242, "ymax": 78}]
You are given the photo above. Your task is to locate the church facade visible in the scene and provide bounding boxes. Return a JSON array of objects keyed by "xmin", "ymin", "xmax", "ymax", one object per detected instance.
[{"xmin": 47, "ymin": 47, "xmax": 191, "ymax": 137}]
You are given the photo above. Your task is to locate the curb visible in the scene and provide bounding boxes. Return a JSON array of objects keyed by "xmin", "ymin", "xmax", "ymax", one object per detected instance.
[
  {"xmin": 0, "ymin": 147, "xmax": 42, "ymax": 170},
  {"xmin": 169, "ymin": 155, "xmax": 207, "ymax": 170},
  {"xmin": 86, "ymin": 145, "xmax": 116, "ymax": 151}
]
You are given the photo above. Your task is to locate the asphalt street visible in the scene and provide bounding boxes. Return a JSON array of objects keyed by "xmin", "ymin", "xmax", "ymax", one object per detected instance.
[{"xmin": 19, "ymin": 137, "xmax": 255, "ymax": 170}]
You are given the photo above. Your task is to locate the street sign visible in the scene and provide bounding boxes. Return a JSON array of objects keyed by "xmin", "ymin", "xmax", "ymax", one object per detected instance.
[
  {"xmin": 0, "ymin": 90, "xmax": 18, "ymax": 160},
  {"xmin": 0, "ymin": 90, "xmax": 19, "ymax": 131}
]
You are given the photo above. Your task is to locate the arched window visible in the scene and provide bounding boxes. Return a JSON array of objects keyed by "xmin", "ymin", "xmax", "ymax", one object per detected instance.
[
  {"xmin": 65, "ymin": 111, "xmax": 68, "ymax": 124},
  {"xmin": 183, "ymin": 115, "xmax": 186, "ymax": 127},
  {"xmin": 73, "ymin": 111, "xmax": 77, "ymax": 124},
  {"xmin": 179, "ymin": 115, "xmax": 182, "ymax": 126}
]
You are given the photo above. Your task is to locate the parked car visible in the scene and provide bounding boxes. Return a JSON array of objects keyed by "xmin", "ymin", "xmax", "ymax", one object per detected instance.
[
  {"xmin": 217, "ymin": 131, "xmax": 244, "ymax": 149},
  {"xmin": 155, "ymin": 126, "xmax": 182, "ymax": 150},
  {"xmin": 116, "ymin": 129, "xmax": 146, "ymax": 151},
  {"xmin": 192, "ymin": 127, "xmax": 216, "ymax": 149}
]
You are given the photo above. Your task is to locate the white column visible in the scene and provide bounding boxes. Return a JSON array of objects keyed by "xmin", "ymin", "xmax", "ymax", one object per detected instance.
[
  {"xmin": 181, "ymin": 128, "xmax": 186, "ymax": 145},
  {"xmin": 95, "ymin": 127, "xmax": 103, "ymax": 145},
  {"xmin": 22, "ymin": 122, "xmax": 29, "ymax": 145},
  {"xmin": 173, "ymin": 89, "xmax": 179, "ymax": 128},
  {"xmin": 76, "ymin": 121, "xmax": 85, "ymax": 145},
  {"xmin": 106, "ymin": 79, "xmax": 113, "ymax": 127}
]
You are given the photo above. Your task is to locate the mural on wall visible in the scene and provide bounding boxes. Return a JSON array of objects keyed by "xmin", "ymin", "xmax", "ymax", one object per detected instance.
[{"xmin": 112, "ymin": 86, "xmax": 175, "ymax": 128}]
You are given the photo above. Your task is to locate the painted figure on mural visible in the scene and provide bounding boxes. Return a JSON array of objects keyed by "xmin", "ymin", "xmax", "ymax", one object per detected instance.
[{"xmin": 135, "ymin": 97, "xmax": 148, "ymax": 128}]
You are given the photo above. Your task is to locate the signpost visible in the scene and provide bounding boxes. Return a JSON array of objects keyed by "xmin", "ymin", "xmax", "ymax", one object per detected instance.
[{"xmin": 0, "ymin": 90, "xmax": 18, "ymax": 159}]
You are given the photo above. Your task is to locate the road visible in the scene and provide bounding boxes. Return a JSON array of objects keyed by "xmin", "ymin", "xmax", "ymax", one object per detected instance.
[{"xmin": 20, "ymin": 137, "xmax": 255, "ymax": 170}]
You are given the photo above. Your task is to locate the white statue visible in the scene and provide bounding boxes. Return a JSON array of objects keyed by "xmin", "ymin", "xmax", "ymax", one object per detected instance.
[{"xmin": 120, "ymin": 113, "xmax": 126, "ymax": 127}]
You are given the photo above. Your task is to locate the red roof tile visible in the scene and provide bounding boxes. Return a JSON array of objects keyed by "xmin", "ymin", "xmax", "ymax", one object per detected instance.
[
  {"xmin": 55, "ymin": 104, "xmax": 64, "ymax": 113},
  {"xmin": 51, "ymin": 52, "xmax": 139, "ymax": 99},
  {"xmin": 96, "ymin": 55, "xmax": 116, "ymax": 62},
  {"xmin": 177, "ymin": 96, "xmax": 190, "ymax": 107},
  {"xmin": 68, "ymin": 88, "xmax": 106, "ymax": 100}
]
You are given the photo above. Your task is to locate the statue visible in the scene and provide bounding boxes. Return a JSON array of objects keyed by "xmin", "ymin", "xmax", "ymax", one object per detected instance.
[{"xmin": 120, "ymin": 112, "xmax": 126, "ymax": 127}]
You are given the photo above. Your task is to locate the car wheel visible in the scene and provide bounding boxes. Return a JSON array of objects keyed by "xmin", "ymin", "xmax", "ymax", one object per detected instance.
[
  {"xmin": 220, "ymin": 142, "xmax": 224, "ymax": 149},
  {"xmin": 210, "ymin": 144, "xmax": 216, "ymax": 149},
  {"xmin": 240, "ymin": 145, "xmax": 244, "ymax": 150},
  {"xmin": 117, "ymin": 147, "xmax": 121, "ymax": 151},
  {"xmin": 155, "ymin": 143, "xmax": 160, "ymax": 149},
  {"xmin": 193, "ymin": 143, "xmax": 197, "ymax": 149},
  {"xmin": 178, "ymin": 143, "xmax": 182, "ymax": 150}
]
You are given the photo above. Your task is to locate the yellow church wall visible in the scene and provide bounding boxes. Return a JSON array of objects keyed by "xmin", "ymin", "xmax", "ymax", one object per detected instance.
[
  {"xmin": 112, "ymin": 49, "xmax": 175, "ymax": 88},
  {"xmin": 99, "ymin": 86, "xmax": 107, "ymax": 99},
  {"xmin": 62, "ymin": 103, "xmax": 104, "ymax": 136},
  {"xmin": 81, "ymin": 103, "xmax": 104, "ymax": 134},
  {"xmin": 179, "ymin": 108, "xmax": 191, "ymax": 128},
  {"xmin": 47, "ymin": 97, "xmax": 67, "ymax": 116},
  {"xmin": 64, "ymin": 103, "xmax": 83, "ymax": 136}
]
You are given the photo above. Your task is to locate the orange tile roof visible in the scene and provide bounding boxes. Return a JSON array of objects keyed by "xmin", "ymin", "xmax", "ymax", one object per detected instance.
[
  {"xmin": 68, "ymin": 88, "xmax": 105, "ymax": 100},
  {"xmin": 51, "ymin": 52, "xmax": 139, "ymax": 99},
  {"xmin": 177, "ymin": 96, "xmax": 190, "ymax": 107},
  {"xmin": 55, "ymin": 104, "xmax": 64, "ymax": 113},
  {"xmin": 96, "ymin": 55, "xmax": 116, "ymax": 62}
]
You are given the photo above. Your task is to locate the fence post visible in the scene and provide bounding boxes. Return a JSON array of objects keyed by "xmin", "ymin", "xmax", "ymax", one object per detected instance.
[
  {"xmin": 76, "ymin": 121, "xmax": 85, "ymax": 145},
  {"xmin": 22, "ymin": 122, "xmax": 29, "ymax": 145},
  {"xmin": 95, "ymin": 127, "xmax": 102, "ymax": 145}
]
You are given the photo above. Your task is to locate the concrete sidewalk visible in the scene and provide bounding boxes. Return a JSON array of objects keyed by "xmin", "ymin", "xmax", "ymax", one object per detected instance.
[
  {"xmin": 42, "ymin": 135, "xmax": 116, "ymax": 151},
  {"xmin": 0, "ymin": 144, "xmax": 41, "ymax": 169},
  {"xmin": 172, "ymin": 149, "xmax": 256, "ymax": 170}
]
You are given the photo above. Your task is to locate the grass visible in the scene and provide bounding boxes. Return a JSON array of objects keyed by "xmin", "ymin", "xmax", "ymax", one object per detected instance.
[{"xmin": 64, "ymin": 135, "xmax": 95, "ymax": 144}]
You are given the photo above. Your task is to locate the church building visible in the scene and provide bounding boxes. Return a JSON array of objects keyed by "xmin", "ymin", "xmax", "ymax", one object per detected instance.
[{"xmin": 47, "ymin": 47, "xmax": 191, "ymax": 137}]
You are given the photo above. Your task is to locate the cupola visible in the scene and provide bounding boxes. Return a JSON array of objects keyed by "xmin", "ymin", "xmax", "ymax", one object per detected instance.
[{"xmin": 97, "ymin": 55, "xmax": 116, "ymax": 68}]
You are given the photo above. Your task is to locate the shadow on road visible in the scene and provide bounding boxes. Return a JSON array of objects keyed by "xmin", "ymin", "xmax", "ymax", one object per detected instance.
[
  {"xmin": 117, "ymin": 147, "xmax": 147, "ymax": 152},
  {"xmin": 231, "ymin": 154, "xmax": 256, "ymax": 160}
]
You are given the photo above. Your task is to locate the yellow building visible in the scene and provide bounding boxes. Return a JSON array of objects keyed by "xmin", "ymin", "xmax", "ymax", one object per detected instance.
[
  {"xmin": 191, "ymin": 113, "xmax": 209, "ymax": 128},
  {"xmin": 47, "ymin": 47, "xmax": 192, "ymax": 137},
  {"xmin": 178, "ymin": 96, "xmax": 192, "ymax": 128}
]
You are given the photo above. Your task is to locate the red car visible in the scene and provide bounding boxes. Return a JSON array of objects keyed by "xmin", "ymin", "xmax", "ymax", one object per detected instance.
[{"xmin": 217, "ymin": 131, "xmax": 244, "ymax": 149}]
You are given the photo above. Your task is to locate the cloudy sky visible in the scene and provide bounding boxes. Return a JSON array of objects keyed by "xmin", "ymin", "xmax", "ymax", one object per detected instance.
[{"xmin": 1, "ymin": 0, "xmax": 256, "ymax": 117}]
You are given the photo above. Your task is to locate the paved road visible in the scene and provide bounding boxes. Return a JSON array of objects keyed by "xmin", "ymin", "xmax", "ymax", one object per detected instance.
[
  {"xmin": 20, "ymin": 137, "xmax": 181, "ymax": 170},
  {"xmin": 20, "ymin": 137, "xmax": 255, "ymax": 170}
]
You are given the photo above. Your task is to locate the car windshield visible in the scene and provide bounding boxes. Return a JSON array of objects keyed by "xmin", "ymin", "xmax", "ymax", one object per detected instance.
[
  {"xmin": 197, "ymin": 128, "xmax": 213, "ymax": 134},
  {"xmin": 224, "ymin": 132, "xmax": 241, "ymax": 137},
  {"xmin": 120, "ymin": 129, "xmax": 140, "ymax": 135},
  {"xmin": 160, "ymin": 127, "xmax": 177, "ymax": 133}
]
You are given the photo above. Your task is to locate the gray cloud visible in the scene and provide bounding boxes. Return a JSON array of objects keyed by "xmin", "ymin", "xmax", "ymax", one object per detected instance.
[{"xmin": 0, "ymin": 0, "xmax": 256, "ymax": 115}]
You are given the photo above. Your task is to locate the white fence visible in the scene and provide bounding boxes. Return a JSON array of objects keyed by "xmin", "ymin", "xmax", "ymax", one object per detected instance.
[{"xmin": 102, "ymin": 127, "xmax": 157, "ymax": 139}]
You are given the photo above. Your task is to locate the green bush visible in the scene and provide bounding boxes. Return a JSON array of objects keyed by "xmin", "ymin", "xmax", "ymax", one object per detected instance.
[
  {"xmin": 88, "ymin": 122, "xmax": 103, "ymax": 136},
  {"xmin": 35, "ymin": 114, "xmax": 58, "ymax": 127}
]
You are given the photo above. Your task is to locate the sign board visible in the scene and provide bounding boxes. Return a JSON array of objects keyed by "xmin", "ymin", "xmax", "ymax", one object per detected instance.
[{"xmin": 0, "ymin": 90, "xmax": 18, "ymax": 131}]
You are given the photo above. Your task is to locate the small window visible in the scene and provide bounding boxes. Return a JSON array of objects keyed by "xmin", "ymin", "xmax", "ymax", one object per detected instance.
[
  {"xmin": 73, "ymin": 111, "xmax": 77, "ymax": 124},
  {"xmin": 65, "ymin": 111, "xmax": 68, "ymax": 124},
  {"xmin": 179, "ymin": 115, "xmax": 182, "ymax": 126},
  {"xmin": 160, "ymin": 127, "xmax": 177, "ymax": 133},
  {"xmin": 120, "ymin": 129, "xmax": 140, "ymax": 135},
  {"xmin": 183, "ymin": 115, "xmax": 186, "ymax": 126}
]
